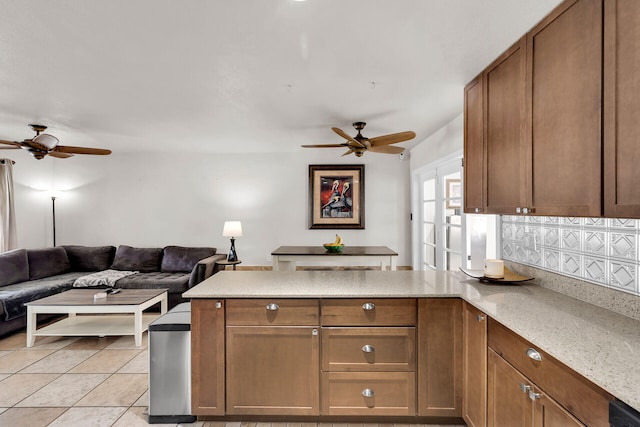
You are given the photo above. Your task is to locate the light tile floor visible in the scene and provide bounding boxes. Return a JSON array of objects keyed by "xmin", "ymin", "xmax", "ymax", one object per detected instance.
[{"xmin": 0, "ymin": 330, "xmax": 466, "ymax": 427}]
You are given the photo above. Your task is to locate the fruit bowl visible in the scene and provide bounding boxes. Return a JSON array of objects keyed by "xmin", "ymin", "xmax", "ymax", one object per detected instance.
[{"xmin": 323, "ymin": 244, "xmax": 344, "ymax": 253}]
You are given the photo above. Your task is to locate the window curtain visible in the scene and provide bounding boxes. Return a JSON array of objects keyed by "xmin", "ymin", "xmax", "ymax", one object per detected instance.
[{"xmin": 0, "ymin": 159, "xmax": 17, "ymax": 252}]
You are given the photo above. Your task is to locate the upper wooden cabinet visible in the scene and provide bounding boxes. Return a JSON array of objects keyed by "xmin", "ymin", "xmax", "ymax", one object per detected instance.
[
  {"xmin": 463, "ymin": 0, "xmax": 605, "ymax": 217},
  {"xmin": 484, "ymin": 37, "xmax": 528, "ymax": 215},
  {"xmin": 463, "ymin": 75, "xmax": 484, "ymax": 214},
  {"xmin": 604, "ymin": 0, "xmax": 640, "ymax": 217},
  {"xmin": 526, "ymin": 0, "xmax": 602, "ymax": 217}
]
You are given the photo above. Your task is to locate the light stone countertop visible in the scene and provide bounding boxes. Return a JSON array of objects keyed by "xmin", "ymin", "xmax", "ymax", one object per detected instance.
[{"xmin": 184, "ymin": 270, "xmax": 640, "ymax": 412}]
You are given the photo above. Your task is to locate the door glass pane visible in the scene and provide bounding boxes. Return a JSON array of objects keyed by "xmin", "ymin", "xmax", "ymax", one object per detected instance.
[
  {"xmin": 445, "ymin": 251, "xmax": 462, "ymax": 271},
  {"xmin": 423, "ymin": 223, "xmax": 435, "ymax": 245},
  {"xmin": 424, "ymin": 201, "xmax": 436, "ymax": 224},
  {"xmin": 424, "ymin": 244, "xmax": 436, "ymax": 270},
  {"xmin": 423, "ymin": 178, "xmax": 436, "ymax": 201}
]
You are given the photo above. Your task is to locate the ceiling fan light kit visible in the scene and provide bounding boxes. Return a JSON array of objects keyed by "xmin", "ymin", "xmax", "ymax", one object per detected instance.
[
  {"xmin": 0, "ymin": 124, "xmax": 112, "ymax": 160},
  {"xmin": 301, "ymin": 121, "xmax": 415, "ymax": 157}
]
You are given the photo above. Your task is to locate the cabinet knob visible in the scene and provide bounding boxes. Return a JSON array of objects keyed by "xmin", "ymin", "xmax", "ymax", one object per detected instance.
[
  {"xmin": 526, "ymin": 347, "xmax": 542, "ymax": 362},
  {"xmin": 522, "ymin": 207, "xmax": 529, "ymax": 214},
  {"xmin": 361, "ymin": 344, "xmax": 375, "ymax": 353},
  {"xmin": 215, "ymin": 301, "xmax": 222, "ymax": 309},
  {"xmin": 474, "ymin": 207, "xmax": 481, "ymax": 213},
  {"xmin": 362, "ymin": 302, "xmax": 376, "ymax": 311},
  {"xmin": 362, "ymin": 388, "xmax": 375, "ymax": 398},
  {"xmin": 476, "ymin": 314, "xmax": 485, "ymax": 322},
  {"xmin": 528, "ymin": 390, "xmax": 542, "ymax": 401},
  {"xmin": 519, "ymin": 383, "xmax": 531, "ymax": 393},
  {"xmin": 265, "ymin": 303, "xmax": 280, "ymax": 311},
  {"xmin": 516, "ymin": 207, "xmax": 521, "ymax": 213}
]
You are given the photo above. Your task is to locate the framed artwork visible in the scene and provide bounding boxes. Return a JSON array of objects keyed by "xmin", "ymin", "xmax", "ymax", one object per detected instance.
[
  {"xmin": 309, "ymin": 164, "xmax": 364, "ymax": 229},
  {"xmin": 446, "ymin": 178, "xmax": 461, "ymax": 209}
]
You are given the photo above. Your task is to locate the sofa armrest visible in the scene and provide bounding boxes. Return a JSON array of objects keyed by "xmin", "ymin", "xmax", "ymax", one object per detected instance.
[{"xmin": 189, "ymin": 254, "xmax": 228, "ymax": 287}]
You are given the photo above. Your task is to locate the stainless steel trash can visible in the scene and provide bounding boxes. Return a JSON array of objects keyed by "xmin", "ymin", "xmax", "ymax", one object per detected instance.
[{"xmin": 148, "ymin": 308, "xmax": 196, "ymax": 424}]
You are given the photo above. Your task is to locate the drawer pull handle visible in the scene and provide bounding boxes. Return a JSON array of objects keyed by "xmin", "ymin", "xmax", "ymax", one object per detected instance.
[
  {"xmin": 526, "ymin": 348, "xmax": 542, "ymax": 362},
  {"xmin": 476, "ymin": 314, "xmax": 485, "ymax": 322},
  {"xmin": 528, "ymin": 390, "xmax": 542, "ymax": 401},
  {"xmin": 362, "ymin": 388, "xmax": 375, "ymax": 398},
  {"xmin": 519, "ymin": 383, "xmax": 531, "ymax": 393},
  {"xmin": 265, "ymin": 303, "xmax": 280, "ymax": 311},
  {"xmin": 361, "ymin": 344, "xmax": 375, "ymax": 353},
  {"xmin": 362, "ymin": 302, "xmax": 376, "ymax": 311}
]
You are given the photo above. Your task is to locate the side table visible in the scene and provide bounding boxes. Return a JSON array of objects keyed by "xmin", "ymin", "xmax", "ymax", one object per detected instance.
[{"xmin": 216, "ymin": 260, "xmax": 242, "ymax": 270}]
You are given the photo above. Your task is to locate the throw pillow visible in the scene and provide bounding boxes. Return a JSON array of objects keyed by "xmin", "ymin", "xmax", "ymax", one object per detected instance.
[
  {"xmin": 27, "ymin": 247, "xmax": 71, "ymax": 280},
  {"xmin": 161, "ymin": 246, "xmax": 217, "ymax": 273},
  {"xmin": 63, "ymin": 245, "xmax": 116, "ymax": 271},
  {"xmin": 0, "ymin": 249, "xmax": 29, "ymax": 287},
  {"xmin": 111, "ymin": 245, "xmax": 163, "ymax": 272}
]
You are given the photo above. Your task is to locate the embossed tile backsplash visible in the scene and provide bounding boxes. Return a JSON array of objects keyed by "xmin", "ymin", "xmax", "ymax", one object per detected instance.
[{"xmin": 501, "ymin": 216, "xmax": 640, "ymax": 295}]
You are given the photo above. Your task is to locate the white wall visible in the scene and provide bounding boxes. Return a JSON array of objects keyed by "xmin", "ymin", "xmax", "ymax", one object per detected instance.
[
  {"xmin": 6, "ymin": 149, "xmax": 411, "ymax": 267},
  {"xmin": 409, "ymin": 113, "xmax": 463, "ymax": 172}
]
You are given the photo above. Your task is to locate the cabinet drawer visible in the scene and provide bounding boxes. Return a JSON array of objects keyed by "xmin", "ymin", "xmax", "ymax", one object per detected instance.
[
  {"xmin": 322, "ymin": 327, "xmax": 416, "ymax": 372},
  {"xmin": 488, "ymin": 319, "xmax": 611, "ymax": 427},
  {"xmin": 321, "ymin": 298, "xmax": 417, "ymax": 326},
  {"xmin": 321, "ymin": 372, "xmax": 416, "ymax": 416},
  {"xmin": 226, "ymin": 299, "xmax": 319, "ymax": 326}
]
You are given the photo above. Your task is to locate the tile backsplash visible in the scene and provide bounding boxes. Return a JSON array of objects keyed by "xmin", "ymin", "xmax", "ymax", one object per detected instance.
[{"xmin": 501, "ymin": 216, "xmax": 640, "ymax": 296}]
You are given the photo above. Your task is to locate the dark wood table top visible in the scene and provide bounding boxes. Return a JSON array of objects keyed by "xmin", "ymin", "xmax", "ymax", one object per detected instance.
[
  {"xmin": 26, "ymin": 288, "xmax": 168, "ymax": 306},
  {"xmin": 271, "ymin": 246, "xmax": 398, "ymax": 256}
]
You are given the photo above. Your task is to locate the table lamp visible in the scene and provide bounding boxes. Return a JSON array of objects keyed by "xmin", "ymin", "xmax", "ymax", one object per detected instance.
[{"xmin": 222, "ymin": 221, "xmax": 242, "ymax": 262}]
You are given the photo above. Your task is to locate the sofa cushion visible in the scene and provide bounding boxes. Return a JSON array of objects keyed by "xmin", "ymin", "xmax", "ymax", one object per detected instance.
[
  {"xmin": 111, "ymin": 245, "xmax": 162, "ymax": 272},
  {"xmin": 27, "ymin": 247, "xmax": 71, "ymax": 280},
  {"xmin": 115, "ymin": 272, "xmax": 190, "ymax": 294},
  {"xmin": 63, "ymin": 245, "xmax": 116, "ymax": 272},
  {"xmin": 161, "ymin": 246, "xmax": 217, "ymax": 273},
  {"xmin": 0, "ymin": 249, "xmax": 29, "ymax": 287}
]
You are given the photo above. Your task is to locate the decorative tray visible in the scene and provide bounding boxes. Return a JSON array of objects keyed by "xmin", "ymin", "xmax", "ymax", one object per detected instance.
[{"xmin": 459, "ymin": 267, "xmax": 534, "ymax": 284}]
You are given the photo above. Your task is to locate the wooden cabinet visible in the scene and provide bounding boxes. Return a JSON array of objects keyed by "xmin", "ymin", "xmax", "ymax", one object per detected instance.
[
  {"xmin": 463, "ymin": 0, "xmax": 604, "ymax": 217},
  {"xmin": 462, "ymin": 302, "xmax": 487, "ymax": 427},
  {"xmin": 604, "ymin": 0, "xmax": 640, "ymax": 217},
  {"xmin": 191, "ymin": 299, "xmax": 225, "ymax": 415},
  {"xmin": 484, "ymin": 37, "xmax": 528, "ymax": 214},
  {"xmin": 488, "ymin": 319, "xmax": 611, "ymax": 427},
  {"xmin": 320, "ymin": 298, "xmax": 417, "ymax": 416},
  {"xmin": 525, "ymin": 0, "xmax": 603, "ymax": 217},
  {"xmin": 463, "ymin": 74, "xmax": 484, "ymax": 214},
  {"xmin": 225, "ymin": 299, "xmax": 320, "ymax": 416},
  {"xmin": 488, "ymin": 349, "xmax": 584, "ymax": 427},
  {"xmin": 417, "ymin": 298, "xmax": 462, "ymax": 417}
]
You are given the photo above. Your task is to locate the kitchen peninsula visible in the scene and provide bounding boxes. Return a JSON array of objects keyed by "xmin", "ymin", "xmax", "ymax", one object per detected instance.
[{"xmin": 183, "ymin": 270, "xmax": 640, "ymax": 425}]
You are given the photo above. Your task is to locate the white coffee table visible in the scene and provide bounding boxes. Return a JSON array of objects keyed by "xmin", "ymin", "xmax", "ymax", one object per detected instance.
[{"xmin": 25, "ymin": 288, "xmax": 168, "ymax": 347}]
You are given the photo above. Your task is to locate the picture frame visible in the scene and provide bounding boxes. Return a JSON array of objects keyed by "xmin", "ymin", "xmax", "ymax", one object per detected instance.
[
  {"xmin": 309, "ymin": 164, "xmax": 364, "ymax": 229},
  {"xmin": 445, "ymin": 178, "xmax": 461, "ymax": 209}
]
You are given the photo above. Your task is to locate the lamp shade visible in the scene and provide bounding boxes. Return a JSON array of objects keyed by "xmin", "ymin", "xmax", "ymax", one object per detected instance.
[{"xmin": 222, "ymin": 221, "xmax": 243, "ymax": 237}]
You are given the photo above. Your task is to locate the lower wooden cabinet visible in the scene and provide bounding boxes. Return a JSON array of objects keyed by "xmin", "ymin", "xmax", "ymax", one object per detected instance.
[
  {"xmin": 463, "ymin": 302, "xmax": 488, "ymax": 427},
  {"xmin": 417, "ymin": 298, "xmax": 462, "ymax": 417},
  {"xmin": 191, "ymin": 299, "xmax": 225, "ymax": 415}
]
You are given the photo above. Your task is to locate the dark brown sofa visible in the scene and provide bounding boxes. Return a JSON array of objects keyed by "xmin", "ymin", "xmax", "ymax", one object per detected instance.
[{"xmin": 0, "ymin": 244, "xmax": 226, "ymax": 338}]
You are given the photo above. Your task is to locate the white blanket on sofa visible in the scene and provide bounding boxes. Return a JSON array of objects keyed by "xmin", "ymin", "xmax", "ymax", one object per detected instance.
[{"xmin": 73, "ymin": 269, "xmax": 138, "ymax": 288}]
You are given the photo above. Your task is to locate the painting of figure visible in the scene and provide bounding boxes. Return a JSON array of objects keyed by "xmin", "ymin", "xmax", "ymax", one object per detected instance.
[{"xmin": 309, "ymin": 165, "xmax": 364, "ymax": 229}]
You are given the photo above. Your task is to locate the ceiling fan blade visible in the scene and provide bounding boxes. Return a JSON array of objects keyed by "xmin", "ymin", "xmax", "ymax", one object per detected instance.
[
  {"xmin": 0, "ymin": 139, "xmax": 22, "ymax": 147},
  {"xmin": 368, "ymin": 145, "xmax": 405, "ymax": 154},
  {"xmin": 331, "ymin": 127, "xmax": 365, "ymax": 148},
  {"xmin": 368, "ymin": 131, "xmax": 416, "ymax": 147},
  {"xmin": 54, "ymin": 145, "xmax": 112, "ymax": 155},
  {"xmin": 48, "ymin": 151, "xmax": 74, "ymax": 159},
  {"xmin": 341, "ymin": 149, "xmax": 355, "ymax": 157},
  {"xmin": 301, "ymin": 144, "xmax": 346, "ymax": 148}
]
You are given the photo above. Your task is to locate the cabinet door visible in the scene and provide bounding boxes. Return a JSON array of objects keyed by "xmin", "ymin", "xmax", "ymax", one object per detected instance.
[
  {"xmin": 417, "ymin": 298, "xmax": 462, "ymax": 417},
  {"xmin": 604, "ymin": 0, "xmax": 640, "ymax": 217},
  {"xmin": 191, "ymin": 299, "xmax": 225, "ymax": 415},
  {"xmin": 526, "ymin": 0, "xmax": 602, "ymax": 216},
  {"xmin": 488, "ymin": 350, "xmax": 532, "ymax": 427},
  {"xmin": 463, "ymin": 303, "xmax": 487, "ymax": 427},
  {"xmin": 226, "ymin": 326, "xmax": 320, "ymax": 416},
  {"xmin": 484, "ymin": 37, "xmax": 527, "ymax": 214},
  {"xmin": 532, "ymin": 387, "xmax": 585, "ymax": 427},
  {"xmin": 464, "ymin": 74, "xmax": 484, "ymax": 213}
]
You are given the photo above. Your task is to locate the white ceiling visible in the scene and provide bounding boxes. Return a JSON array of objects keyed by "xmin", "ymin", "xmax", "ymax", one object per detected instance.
[{"xmin": 0, "ymin": 0, "xmax": 563, "ymax": 156}]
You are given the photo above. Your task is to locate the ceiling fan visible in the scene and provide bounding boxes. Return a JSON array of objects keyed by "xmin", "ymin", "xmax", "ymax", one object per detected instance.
[
  {"xmin": 302, "ymin": 121, "xmax": 416, "ymax": 157},
  {"xmin": 0, "ymin": 124, "xmax": 112, "ymax": 160}
]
